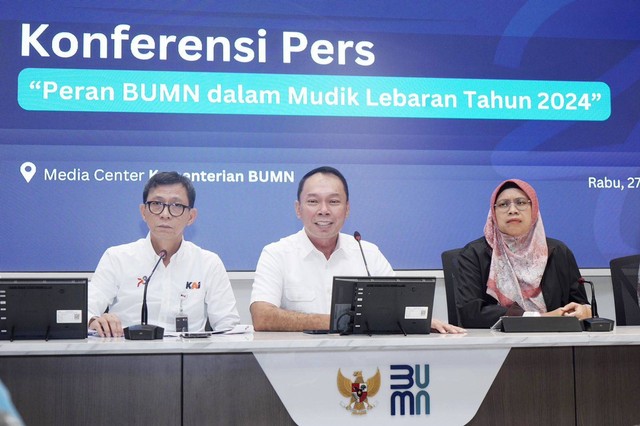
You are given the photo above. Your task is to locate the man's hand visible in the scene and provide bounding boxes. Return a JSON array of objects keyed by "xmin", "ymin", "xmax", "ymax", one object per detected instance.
[
  {"xmin": 430, "ymin": 318, "xmax": 466, "ymax": 334},
  {"xmin": 89, "ymin": 313, "xmax": 124, "ymax": 337}
]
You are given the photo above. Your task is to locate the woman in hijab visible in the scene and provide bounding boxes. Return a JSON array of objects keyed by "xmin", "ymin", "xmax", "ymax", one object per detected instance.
[{"xmin": 455, "ymin": 179, "xmax": 591, "ymax": 328}]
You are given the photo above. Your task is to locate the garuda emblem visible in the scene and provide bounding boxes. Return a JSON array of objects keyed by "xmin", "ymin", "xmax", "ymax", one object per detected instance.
[{"xmin": 337, "ymin": 368, "xmax": 381, "ymax": 415}]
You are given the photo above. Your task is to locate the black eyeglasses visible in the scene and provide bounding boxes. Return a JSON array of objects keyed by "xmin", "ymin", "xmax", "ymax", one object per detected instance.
[
  {"xmin": 494, "ymin": 198, "xmax": 531, "ymax": 212},
  {"xmin": 145, "ymin": 201, "xmax": 190, "ymax": 217}
]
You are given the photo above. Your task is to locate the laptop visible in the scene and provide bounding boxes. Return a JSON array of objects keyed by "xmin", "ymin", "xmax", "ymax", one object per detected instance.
[
  {"xmin": 328, "ymin": 276, "xmax": 436, "ymax": 335},
  {"xmin": 0, "ymin": 278, "xmax": 88, "ymax": 341}
]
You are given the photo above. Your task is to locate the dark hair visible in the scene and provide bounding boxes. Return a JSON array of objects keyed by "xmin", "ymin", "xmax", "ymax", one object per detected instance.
[
  {"xmin": 296, "ymin": 166, "xmax": 349, "ymax": 201},
  {"xmin": 495, "ymin": 181, "xmax": 521, "ymax": 199},
  {"xmin": 143, "ymin": 171, "xmax": 196, "ymax": 207}
]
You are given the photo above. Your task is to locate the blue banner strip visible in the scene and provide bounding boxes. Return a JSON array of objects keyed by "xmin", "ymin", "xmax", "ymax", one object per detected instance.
[{"xmin": 18, "ymin": 68, "xmax": 611, "ymax": 121}]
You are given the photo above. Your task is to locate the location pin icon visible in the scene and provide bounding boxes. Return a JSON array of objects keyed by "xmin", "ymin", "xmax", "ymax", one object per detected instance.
[{"xmin": 20, "ymin": 162, "xmax": 37, "ymax": 183}]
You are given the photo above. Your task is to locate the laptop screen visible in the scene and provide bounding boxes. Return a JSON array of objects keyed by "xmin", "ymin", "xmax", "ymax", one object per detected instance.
[
  {"xmin": 0, "ymin": 278, "xmax": 88, "ymax": 340},
  {"xmin": 330, "ymin": 276, "xmax": 436, "ymax": 335}
]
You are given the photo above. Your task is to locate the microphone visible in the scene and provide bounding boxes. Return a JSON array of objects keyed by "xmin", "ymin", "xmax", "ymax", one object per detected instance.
[
  {"xmin": 353, "ymin": 231, "xmax": 371, "ymax": 277},
  {"xmin": 124, "ymin": 250, "xmax": 167, "ymax": 340},
  {"xmin": 578, "ymin": 277, "xmax": 614, "ymax": 332}
]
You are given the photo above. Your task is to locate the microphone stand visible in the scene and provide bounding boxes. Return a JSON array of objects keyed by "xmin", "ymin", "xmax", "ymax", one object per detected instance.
[
  {"xmin": 124, "ymin": 250, "xmax": 167, "ymax": 340},
  {"xmin": 580, "ymin": 278, "xmax": 615, "ymax": 332},
  {"xmin": 353, "ymin": 231, "xmax": 371, "ymax": 276}
]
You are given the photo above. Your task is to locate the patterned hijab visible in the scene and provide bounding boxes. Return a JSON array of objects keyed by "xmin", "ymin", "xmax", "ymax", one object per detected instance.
[{"xmin": 484, "ymin": 179, "xmax": 548, "ymax": 312}]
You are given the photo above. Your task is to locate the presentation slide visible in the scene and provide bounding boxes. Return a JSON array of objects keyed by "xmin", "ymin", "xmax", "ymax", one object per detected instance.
[{"xmin": 1, "ymin": 1, "xmax": 639, "ymax": 272}]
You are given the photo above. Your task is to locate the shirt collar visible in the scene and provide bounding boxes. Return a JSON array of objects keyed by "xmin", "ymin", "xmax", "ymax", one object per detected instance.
[
  {"xmin": 144, "ymin": 233, "xmax": 185, "ymax": 262},
  {"xmin": 297, "ymin": 229, "xmax": 345, "ymax": 260}
]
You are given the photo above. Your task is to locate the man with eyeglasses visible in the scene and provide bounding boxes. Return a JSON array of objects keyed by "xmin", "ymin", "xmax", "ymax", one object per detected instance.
[{"xmin": 88, "ymin": 171, "xmax": 240, "ymax": 337}]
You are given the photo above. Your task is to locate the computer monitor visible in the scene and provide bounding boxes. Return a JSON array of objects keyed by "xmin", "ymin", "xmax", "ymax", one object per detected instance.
[
  {"xmin": 0, "ymin": 278, "xmax": 88, "ymax": 341},
  {"xmin": 330, "ymin": 276, "xmax": 436, "ymax": 335}
]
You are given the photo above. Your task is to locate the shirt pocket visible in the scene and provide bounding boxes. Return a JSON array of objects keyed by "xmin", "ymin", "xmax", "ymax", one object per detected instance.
[{"xmin": 284, "ymin": 286, "xmax": 316, "ymax": 302}]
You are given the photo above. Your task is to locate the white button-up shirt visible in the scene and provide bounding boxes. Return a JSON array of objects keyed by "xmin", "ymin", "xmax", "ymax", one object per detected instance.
[
  {"xmin": 250, "ymin": 229, "xmax": 394, "ymax": 314},
  {"xmin": 88, "ymin": 235, "xmax": 240, "ymax": 332}
]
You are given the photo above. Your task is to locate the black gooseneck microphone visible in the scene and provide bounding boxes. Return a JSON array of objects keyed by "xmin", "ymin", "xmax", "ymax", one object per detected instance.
[
  {"xmin": 124, "ymin": 250, "xmax": 167, "ymax": 340},
  {"xmin": 353, "ymin": 231, "xmax": 371, "ymax": 276},
  {"xmin": 578, "ymin": 277, "xmax": 614, "ymax": 332}
]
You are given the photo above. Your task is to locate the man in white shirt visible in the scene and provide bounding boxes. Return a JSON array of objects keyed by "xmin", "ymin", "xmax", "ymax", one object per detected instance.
[
  {"xmin": 88, "ymin": 172, "xmax": 240, "ymax": 337},
  {"xmin": 250, "ymin": 166, "xmax": 464, "ymax": 333}
]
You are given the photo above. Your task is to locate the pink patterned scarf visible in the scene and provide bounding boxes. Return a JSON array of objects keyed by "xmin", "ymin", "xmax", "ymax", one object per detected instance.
[{"xmin": 484, "ymin": 179, "xmax": 548, "ymax": 312}]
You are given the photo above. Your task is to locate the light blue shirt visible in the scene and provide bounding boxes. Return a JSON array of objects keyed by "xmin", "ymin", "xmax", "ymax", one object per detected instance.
[{"xmin": 0, "ymin": 381, "xmax": 24, "ymax": 426}]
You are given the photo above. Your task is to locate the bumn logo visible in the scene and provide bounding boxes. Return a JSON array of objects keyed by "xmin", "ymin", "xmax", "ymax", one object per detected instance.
[{"xmin": 389, "ymin": 364, "xmax": 430, "ymax": 416}]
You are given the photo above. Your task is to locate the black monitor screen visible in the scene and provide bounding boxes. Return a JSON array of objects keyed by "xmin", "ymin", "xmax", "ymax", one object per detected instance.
[
  {"xmin": 331, "ymin": 276, "xmax": 435, "ymax": 335},
  {"xmin": 0, "ymin": 278, "xmax": 88, "ymax": 341}
]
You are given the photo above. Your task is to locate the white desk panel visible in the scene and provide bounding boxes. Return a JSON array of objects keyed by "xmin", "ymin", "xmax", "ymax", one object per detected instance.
[{"xmin": 2, "ymin": 327, "xmax": 640, "ymax": 356}]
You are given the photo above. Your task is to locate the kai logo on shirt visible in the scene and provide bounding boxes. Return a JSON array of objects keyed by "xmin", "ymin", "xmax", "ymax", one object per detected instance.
[
  {"xmin": 185, "ymin": 281, "xmax": 201, "ymax": 289},
  {"xmin": 136, "ymin": 277, "xmax": 146, "ymax": 287}
]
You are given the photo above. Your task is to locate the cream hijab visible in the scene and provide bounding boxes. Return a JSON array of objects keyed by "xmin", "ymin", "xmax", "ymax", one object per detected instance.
[{"xmin": 484, "ymin": 179, "xmax": 548, "ymax": 312}]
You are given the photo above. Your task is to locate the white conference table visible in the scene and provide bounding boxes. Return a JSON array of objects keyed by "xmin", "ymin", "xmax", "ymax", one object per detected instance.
[{"xmin": 2, "ymin": 328, "xmax": 640, "ymax": 425}]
